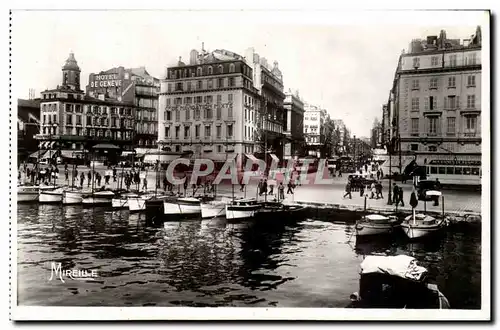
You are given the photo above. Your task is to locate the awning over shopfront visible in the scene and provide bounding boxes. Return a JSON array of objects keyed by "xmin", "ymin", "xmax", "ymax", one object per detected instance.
[
  {"xmin": 60, "ymin": 150, "xmax": 78, "ymax": 159},
  {"xmin": 92, "ymin": 143, "xmax": 120, "ymax": 150}
]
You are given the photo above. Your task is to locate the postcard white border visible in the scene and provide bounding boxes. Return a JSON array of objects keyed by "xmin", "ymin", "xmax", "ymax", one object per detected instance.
[{"xmin": 7, "ymin": 5, "xmax": 492, "ymax": 322}]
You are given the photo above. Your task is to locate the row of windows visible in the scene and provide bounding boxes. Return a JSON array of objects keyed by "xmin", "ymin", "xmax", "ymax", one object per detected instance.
[
  {"xmin": 428, "ymin": 166, "xmax": 480, "ymax": 176},
  {"xmin": 165, "ymin": 123, "xmax": 234, "ymax": 139},
  {"xmin": 410, "ymin": 115, "xmax": 478, "ymax": 135},
  {"xmin": 164, "ymin": 106, "xmax": 234, "ymax": 121},
  {"xmin": 42, "ymin": 93, "xmax": 84, "ymax": 100},
  {"xmin": 411, "ymin": 75, "xmax": 477, "ymax": 90},
  {"xmin": 168, "ymin": 77, "xmax": 251, "ymax": 92},
  {"xmin": 411, "ymin": 94, "xmax": 477, "ymax": 111},
  {"xmin": 41, "ymin": 126, "xmax": 133, "ymax": 140},
  {"xmin": 136, "ymin": 122, "xmax": 158, "ymax": 134},
  {"xmin": 166, "ymin": 93, "xmax": 235, "ymax": 105},
  {"xmin": 412, "ymin": 53, "xmax": 478, "ymax": 68},
  {"xmin": 169, "ymin": 63, "xmax": 246, "ymax": 79}
]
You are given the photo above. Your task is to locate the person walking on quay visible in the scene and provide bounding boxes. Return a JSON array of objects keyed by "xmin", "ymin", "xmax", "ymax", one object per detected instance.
[
  {"xmin": 80, "ymin": 172, "xmax": 85, "ymax": 188},
  {"xmin": 433, "ymin": 178, "xmax": 441, "ymax": 206},
  {"xmin": 258, "ymin": 179, "xmax": 264, "ymax": 196},
  {"xmin": 278, "ymin": 182, "xmax": 285, "ymax": 201},
  {"xmin": 376, "ymin": 169, "xmax": 381, "ymax": 181},
  {"xmin": 104, "ymin": 173, "xmax": 110, "ymax": 185},
  {"xmin": 268, "ymin": 180, "xmax": 275, "ymax": 195},
  {"xmin": 370, "ymin": 182, "xmax": 377, "ymax": 199},
  {"xmin": 376, "ymin": 181, "xmax": 384, "ymax": 199},
  {"xmin": 343, "ymin": 181, "xmax": 352, "ymax": 199},
  {"xmin": 87, "ymin": 171, "xmax": 92, "ymax": 188},
  {"xmin": 163, "ymin": 176, "xmax": 168, "ymax": 192},
  {"xmin": 97, "ymin": 172, "xmax": 103, "ymax": 187},
  {"xmin": 397, "ymin": 186, "xmax": 405, "ymax": 207},
  {"xmin": 360, "ymin": 181, "xmax": 365, "ymax": 197},
  {"xmin": 338, "ymin": 168, "xmax": 342, "ymax": 177},
  {"xmin": 142, "ymin": 177, "xmax": 148, "ymax": 192},
  {"xmin": 392, "ymin": 183, "xmax": 399, "ymax": 204},
  {"xmin": 64, "ymin": 168, "xmax": 69, "ymax": 183},
  {"xmin": 287, "ymin": 180, "xmax": 294, "ymax": 195}
]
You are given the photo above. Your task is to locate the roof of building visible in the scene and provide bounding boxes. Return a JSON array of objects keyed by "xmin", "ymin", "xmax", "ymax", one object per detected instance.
[
  {"xmin": 62, "ymin": 52, "xmax": 81, "ymax": 72},
  {"xmin": 18, "ymin": 99, "xmax": 40, "ymax": 122}
]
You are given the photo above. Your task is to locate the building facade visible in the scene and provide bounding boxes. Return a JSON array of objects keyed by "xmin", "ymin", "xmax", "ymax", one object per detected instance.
[
  {"xmin": 283, "ymin": 90, "xmax": 305, "ymax": 159},
  {"xmin": 159, "ymin": 47, "xmax": 261, "ymax": 167},
  {"xmin": 303, "ymin": 104, "xmax": 327, "ymax": 157},
  {"xmin": 18, "ymin": 98, "xmax": 41, "ymax": 161},
  {"xmin": 332, "ymin": 119, "xmax": 347, "ymax": 155},
  {"xmin": 37, "ymin": 52, "xmax": 137, "ymax": 163},
  {"xmin": 245, "ymin": 48, "xmax": 286, "ymax": 160},
  {"xmin": 391, "ymin": 27, "xmax": 482, "ymax": 168},
  {"xmin": 371, "ymin": 118, "xmax": 383, "ymax": 149},
  {"xmin": 86, "ymin": 66, "xmax": 160, "ymax": 150}
]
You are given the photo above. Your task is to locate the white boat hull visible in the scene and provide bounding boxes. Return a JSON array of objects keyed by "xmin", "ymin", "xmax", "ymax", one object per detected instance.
[
  {"xmin": 82, "ymin": 192, "xmax": 114, "ymax": 206},
  {"xmin": 163, "ymin": 201, "xmax": 201, "ymax": 215},
  {"xmin": 225, "ymin": 206, "xmax": 261, "ymax": 220},
  {"xmin": 18, "ymin": 191, "xmax": 39, "ymax": 202},
  {"xmin": 112, "ymin": 198, "xmax": 129, "ymax": 208},
  {"xmin": 355, "ymin": 224, "xmax": 396, "ymax": 236},
  {"xmin": 63, "ymin": 191, "xmax": 83, "ymax": 205},
  {"xmin": 39, "ymin": 190, "xmax": 63, "ymax": 203},
  {"xmin": 128, "ymin": 197, "xmax": 147, "ymax": 212},
  {"xmin": 401, "ymin": 223, "xmax": 443, "ymax": 239},
  {"xmin": 201, "ymin": 202, "xmax": 227, "ymax": 218}
]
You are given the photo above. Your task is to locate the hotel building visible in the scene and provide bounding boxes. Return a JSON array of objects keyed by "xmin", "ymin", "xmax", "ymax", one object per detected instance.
[{"xmin": 158, "ymin": 47, "xmax": 261, "ymax": 167}]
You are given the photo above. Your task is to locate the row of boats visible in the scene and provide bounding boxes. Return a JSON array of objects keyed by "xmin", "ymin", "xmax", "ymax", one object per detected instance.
[
  {"xmin": 17, "ymin": 184, "xmax": 306, "ymax": 221},
  {"xmin": 354, "ymin": 191, "xmax": 448, "ymax": 239}
]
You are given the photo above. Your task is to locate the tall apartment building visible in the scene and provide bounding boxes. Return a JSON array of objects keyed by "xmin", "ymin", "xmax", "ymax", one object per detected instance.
[
  {"xmin": 158, "ymin": 47, "xmax": 261, "ymax": 167},
  {"xmin": 390, "ymin": 27, "xmax": 482, "ymax": 168},
  {"xmin": 86, "ymin": 66, "xmax": 160, "ymax": 150},
  {"xmin": 332, "ymin": 119, "xmax": 347, "ymax": 155},
  {"xmin": 283, "ymin": 90, "xmax": 305, "ymax": 159},
  {"xmin": 244, "ymin": 48, "xmax": 286, "ymax": 160},
  {"xmin": 37, "ymin": 52, "xmax": 137, "ymax": 164},
  {"xmin": 303, "ymin": 103, "xmax": 327, "ymax": 157}
]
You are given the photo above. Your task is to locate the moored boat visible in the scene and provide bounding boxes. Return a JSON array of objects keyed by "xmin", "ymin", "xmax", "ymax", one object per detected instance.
[
  {"xmin": 62, "ymin": 189, "xmax": 85, "ymax": 205},
  {"xmin": 355, "ymin": 214, "xmax": 400, "ymax": 237},
  {"xmin": 112, "ymin": 192, "xmax": 141, "ymax": 209},
  {"xmin": 39, "ymin": 186, "xmax": 64, "ymax": 203},
  {"xmin": 128, "ymin": 193, "xmax": 157, "ymax": 212},
  {"xmin": 17, "ymin": 185, "xmax": 40, "ymax": 202},
  {"xmin": 201, "ymin": 197, "xmax": 232, "ymax": 219},
  {"xmin": 348, "ymin": 255, "xmax": 450, "ymax": 309},
  {"xmin": 225, "ymin": 198, "xmax": 262, "ymax": 221},
  {"xmin": 81, "ymin": 190, "xmax": 115, "ymax": 206},
  {"xmin": 163, "ymin": 197, "xmax": 201, "ymax": 217},
  {"xmin": 401, "ymin": 214, "xmax": 447, "ymax": 239},
  {"xmin": 255, "ymin": 200, "xmax": 306, "ymax": 220},
  {"xmin": 402, "ymin": 190, "xmax": 447, "ymax": 239}
]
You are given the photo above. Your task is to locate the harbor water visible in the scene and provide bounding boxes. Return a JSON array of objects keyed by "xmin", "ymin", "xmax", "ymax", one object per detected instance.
[{"xmin": 17, "ymin": 204, "xmax": 481, "ymax": 309}]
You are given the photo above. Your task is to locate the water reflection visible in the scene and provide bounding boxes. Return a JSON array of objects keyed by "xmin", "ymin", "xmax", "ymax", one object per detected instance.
[{"xmin": 17, "ymin": 204, "xmax": 481, "ymax": 309}]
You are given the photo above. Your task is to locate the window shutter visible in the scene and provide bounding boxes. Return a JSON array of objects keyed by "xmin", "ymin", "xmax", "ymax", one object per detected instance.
[
  {"xmin": 424, "ymin": 97, "xmax": 429, "ymax": 110},
  {"xmin": 433, "ymin": 97, "xmax": 437, "ymax": 110}
]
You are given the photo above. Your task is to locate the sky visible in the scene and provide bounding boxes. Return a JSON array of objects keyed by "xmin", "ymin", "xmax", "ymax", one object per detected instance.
[{"xmin": 11, "ymin": 10, "xmax": 487, "ymax": 137}]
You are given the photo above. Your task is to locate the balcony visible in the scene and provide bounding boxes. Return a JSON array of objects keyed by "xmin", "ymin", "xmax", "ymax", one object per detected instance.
[{"xmin": 464, "ymin": 131, "xmax": 477, "ymax": 137}]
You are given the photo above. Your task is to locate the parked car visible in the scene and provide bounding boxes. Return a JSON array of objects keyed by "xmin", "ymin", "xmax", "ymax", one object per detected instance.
[{"xmin": 416, "ymin": 180, "xmax": 440, "ymax": 201}]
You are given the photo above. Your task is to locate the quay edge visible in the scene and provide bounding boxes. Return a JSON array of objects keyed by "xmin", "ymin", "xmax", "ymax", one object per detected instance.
[{"xmin": 216, "ymin": 194, "xmax": 481, "ymax": 226}]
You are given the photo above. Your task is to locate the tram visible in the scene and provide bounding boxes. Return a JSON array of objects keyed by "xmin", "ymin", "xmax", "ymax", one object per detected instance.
[{"xmin": 424, "ymin": 159, "xmax": 481, "ymax": 187}]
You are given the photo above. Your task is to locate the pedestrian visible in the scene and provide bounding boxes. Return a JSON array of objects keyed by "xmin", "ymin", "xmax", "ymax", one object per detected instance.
[
  {"xmin": 376, "ymin": 181, "xmax": 384, "ymax": 199},
  {"xmin": 392, "ymin": 183, "xmax": 398, "ymax": 204},
  {"xmin": 262, "ymin": 180, "xmax": 268, "ymax": 195},
  {"xmin": 370, "ymin": 182, "xmax": 377, "ymax": 199},
  {"xmin": 380, "ymin": 168, "xmax": 384, "ymax": 178},
  {"xmin": 398, "ymin": 186, "xmax": 405, "ymax": 207},
  {"xmin": 87, "ymin": 171, "xmax": 92, "ymax": 187},
  {"xmin": 258, "ymin": 179, "xmax": 264, "ymax": 196},
  {"xmin": 278, "ymin": 182, "xmax": 285, "ymax": 200},
  {"xmin": 239, "ymin": 176, "xmax": 245, "ymax": 192},
  {"xmin": 65, "ymin": 168, "xmax": 69, "ymax": 182},
  {"xmin": 268, "ymin": 180, "xmax": 274, "ymax": 195},
  {"xmin": 343, "ymin": 181, "xmax": 352, "ymax": 199},
  {"xmin": 80, "ymin": 172, "xmax": 85, "ymax": 187},
  {"xmin": 163, "ymin": 176, "xmax": 168, "ymax": 191},
  {"xmin": 97, "ymin": 172, "xmax": 102, "ymax": 187},
  {"xmin": 360, "ymin": 182, "xmax": 365, "ymax": 197},
  {"xmin": 142, "ymin": 177, "xmax": 148, "ymax": 191},
  {"xmin": 376, "ymin": 170, "xmax": 380, "ymax": 181},
  {"xmin": 338, "ymin": 168, "xmax": 342, "ymax": 177},
  {"xmin": 287, "ymin": 181, "xmax": 294, "ymax": 195}
]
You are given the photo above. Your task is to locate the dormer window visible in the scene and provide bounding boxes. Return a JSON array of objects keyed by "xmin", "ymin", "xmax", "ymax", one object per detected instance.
[
  {"xmin": 229, "ymin": 63, "xmax": 235, "ymax": 73},
  {"xmin": 218, "ymin": 65, "xmax": 224, "ymax": 74},
  {"xmin": 197, "ymin": 67, "xmax": 202, "ymax": 76},
  {"xmin": 208, "ymin": 66, "xmax": 213, "ymax": 75}
]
